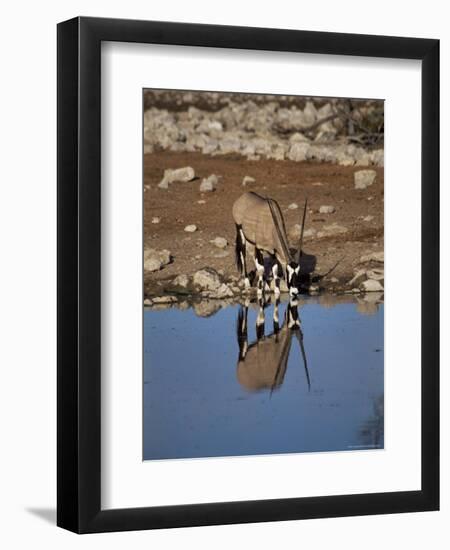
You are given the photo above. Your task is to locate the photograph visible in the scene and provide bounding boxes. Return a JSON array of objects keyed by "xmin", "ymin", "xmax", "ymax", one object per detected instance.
[{"xmin": 143, "ymin": 89, "xmax": 384, "ymax": 461}]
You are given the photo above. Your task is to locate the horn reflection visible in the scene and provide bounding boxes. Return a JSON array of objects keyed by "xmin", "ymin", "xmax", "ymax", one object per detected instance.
[{"xmin": 236, "ymin": 297, "xmax": 309, "ymax": 394}]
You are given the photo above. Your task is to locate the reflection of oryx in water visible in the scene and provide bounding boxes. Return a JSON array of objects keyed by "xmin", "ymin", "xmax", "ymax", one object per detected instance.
[
  {"xmin": 236, "ymin": 298, "xmax": 310, "ymax": 394},
  {"xmin": 233, "ymin": 192, "xmax": 308, "ymax": 298}
]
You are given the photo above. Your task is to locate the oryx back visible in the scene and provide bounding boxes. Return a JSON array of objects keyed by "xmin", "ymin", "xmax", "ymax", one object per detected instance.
[{"xmin": 232, "ymin": 192, "xmax": 291, "ymax": 264}]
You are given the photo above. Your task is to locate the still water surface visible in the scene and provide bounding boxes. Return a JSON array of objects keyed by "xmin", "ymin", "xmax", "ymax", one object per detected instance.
[{"xmin": 144, "ymin": 295, "xmax": 384, "ymax": 460}]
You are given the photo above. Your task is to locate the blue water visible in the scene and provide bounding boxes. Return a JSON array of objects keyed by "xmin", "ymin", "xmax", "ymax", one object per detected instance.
[{"xmin": 143, "ymin": 296, "xmax": 384, "ymax": 460}]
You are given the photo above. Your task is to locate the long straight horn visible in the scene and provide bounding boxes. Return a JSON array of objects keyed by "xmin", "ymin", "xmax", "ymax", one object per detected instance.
[{"xmin": 298, "ymin": 198, "xmax": 308, "ymax": 263}]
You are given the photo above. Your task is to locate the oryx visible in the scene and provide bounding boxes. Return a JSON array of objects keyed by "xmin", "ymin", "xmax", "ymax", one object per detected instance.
[
  {"xmin": 236, "ymin": 298, "xmax": 309, "ymax": 394},
  {"xmin": 232, "ymin": 192, "xmax": 307, "ymax": 298}
]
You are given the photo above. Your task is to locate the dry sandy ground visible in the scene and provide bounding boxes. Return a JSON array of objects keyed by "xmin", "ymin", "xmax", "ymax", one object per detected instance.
[{"xmin": 144, "ymin": 151, "xmax": 384, "ymax": 298}]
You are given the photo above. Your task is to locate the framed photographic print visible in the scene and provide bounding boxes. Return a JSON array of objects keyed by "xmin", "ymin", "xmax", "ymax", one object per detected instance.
[{"xmin": 57, "ymin": 17, "xmax": 439, "ymax": 533}]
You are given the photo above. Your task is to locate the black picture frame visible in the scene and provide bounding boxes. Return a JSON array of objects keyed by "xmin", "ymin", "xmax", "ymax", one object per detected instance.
[{"xmin": 57, "ymin": 16, "xmax": 439, "ymax": 533}]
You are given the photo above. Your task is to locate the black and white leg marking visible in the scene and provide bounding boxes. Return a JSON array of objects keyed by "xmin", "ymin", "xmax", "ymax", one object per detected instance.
[
  {"xmin": 272, "ymin": 260, "xmax": 281, "ymax": 296},
  {"xmin": 254, "ymin": 247, "xmax": 265, "ymax": 296},
  {"xmin": 235, "ymin": 224, "xmax": 250, "ymax": 289}
]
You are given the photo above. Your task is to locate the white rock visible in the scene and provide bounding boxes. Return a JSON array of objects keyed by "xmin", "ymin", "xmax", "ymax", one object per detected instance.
[
  {"xmin": 173, "ymin": 274, "xmax": 190, "ymax": 288},
  {"xmin": 317, "ymin": 223, "xmax": 348, "ymax": 238},
  {"xmin": 288, "ymin": 203, "xmax": 299, "ymax": 210},
  {"xmin": 158, "ymin": 166, "xmax": 195, "ymax": 188},
  {"xmin": 199, "ymin": 174, "xmax": 218, "ymax": 192},
  {"xmin": 242, "ymin": 175, "xmax": 256, "ymax": 186},
  {"xmin": 144, "ymin": 248, "xmax": 171, "ymax": 271},
  {"xmin": 366, "ymin": 268, "xmax": 384, "ymax": 281},
  {"xmin": 354, "ymin": 169, "xmax": 377, "ymax": 189},
  {"xmin": 193, "ymin": 268, "xmax": 222, "ymax": 291},
  {"xmin": 363, "ymin": 215, "xmax": 374, "ymax": 222},
  {"xmin": 151, "ymin": 217, "xmax": 161, "ymax": 224},
  {"xmin": 289, "ymin": 132, "xmax": 309, "ymax": 144},
  {"xmin": 144, "ymin": 298, "xmax": 152, "ymax": 306},
  {"xmin": 215, "ymin": 283, "xmax": 234, "ymax": 299},
  {"xmin": 319, "ymin": 205, "xmax": 336, "ymax": 214},
  {"xmin": 144, "ymin": 257, "xmax": 162, "ymax": 272},
  {"xmin": 304, "ymin": 228, "xmax": 317, "ymax": 238},
  {"xmin": 348, "ymin": 269, "xmax": 367, "ymax": 287},
  {"xmin": 184, "ymin": 224, "xmax": 197, "ymax": 233},
  {"xmin": 287, "ymin": 142, "xmax": 310, "ymax": 162},
  {"xmin": 197, "ymin": 200, "xmax": 206, "ymax": 204},
  {"xmin": 210, "ymin": 237, "xmax": 228, "ymax": 249},
  {"xmin": 360, "ymin": 251, "xmax": 384, "ymax": 263},
  {"xmin": 289, "ymin": 224, "xmax": 316, "ymax": 240},
  {"xmin": 361, "ymin": 279, "xmax": 384, "ymax": 292},
  {"xmin": 152, "ymin": 295, "xmax": 178, "ymax": 304}
]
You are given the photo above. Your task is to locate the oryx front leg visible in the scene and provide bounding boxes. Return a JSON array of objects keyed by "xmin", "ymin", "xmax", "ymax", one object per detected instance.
[
  {"xmin": 235, "ymin": 224, "xmax": 250, "ymax": 289},
  {"xmin": 254, "ymin": 248, "xmax": 265, "ymax": 297},
  {"xmin": 272, "ymin": 261, "xmax": 281, "ymax": 297}
]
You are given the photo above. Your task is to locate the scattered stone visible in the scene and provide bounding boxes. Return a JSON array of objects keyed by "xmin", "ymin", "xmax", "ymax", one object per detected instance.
[
  {"xmin": 330, "ymin": 277, "xmax": 339, "ymax": 283},
  {"xmin": 144, "ymin": 298, "xmax": 152, "ymax": 306},
  {"xmin": 193, "ymin": 268, "xmax": 222, "ymax": 291},
  {"xmin": 215, "ymin": 283, "xmax": 234, "ymax": 299},
  {"xmin": 339, "ymin": 158, "xmax": 355, "ymax": 167},
  {"xmin": 360, "ymin": 251, "xmax": 384, "ymax": 263},
  {"xmin": 304, "ymin": 228, "xmax": 317, "ymax": 238},
  {"xmin": 366, "ymin": 268, "xmax": 384, "ymax": 281},
  {"xmin": 144, "ymin": 258, "xmax": 161, "ymax": 272},
  {"xmin": 361, "ymin": 279, "xmax": 384, "ymax": 292},
  {"xmin": 288, "ymin": 203, "xmax": 299, "ymax": 210},
  {"xmin": 242, "ymin": 175, "xmax": 256, "ymax": 186},
  {"xmin": 173, "ymin": 274, "xmax": 190, "ymax": 288},
  {"xmin": 158, "ymin": 166, "xmax": 195, "ymax": 189},
  {"xmin": 289, "ymin": 224, "xmax": 316, "ymax": 240},
  {"xmin": 348, "ymin": 269, "xmax": 367, "ymax": 287},
  {"xmin": 312, "ymin": 182, "xmax": 324, "ymax": 186},
  {"xmin": 317, "ymin": 223, "xmax": 348, "ymax": 238},
  {"xmin": 197, "ymin": 199, "xmax": 206, "ymax": 204},
  {"xmin": 144, "ymin": 248, "xmax": 171, "ymax": 272},
  {"xmin": 354, "ymin": 169, "xmax": 377, "ymax": 189},
  {"xmin": 363, "ymin": 215, "xmax": 374, "ymax": 222},
  {"xmin": 210, "ymin": 237, "xmax": 228, "ymax": 249},
  {"xmin": 287, "ymin": 142, "xmax": 310, "ymax": 162},
  {"xmin": 184, "ymin": 224, "xmax": 197, "ymax": 233},
  {"xmin": 152, "ymin": 295, "xmax": 178, "ymax": 304},
  {"xmin": 319, "ymin": 205, "xmax": 336, "ymax": 214},
  {"xmin": 151, "ymin": 217, "xmax": 161, "ymax": 224},
  {"xmin": 199, "ymin": 174, "xmax": 218, "ymax": 192},
  {"xmin": 144, "ymin": 96, "xmax": 384, "ymax": 166},
  {"xmin": 289, "ymin": 132, "xmax": 310, "ymax": 143}
]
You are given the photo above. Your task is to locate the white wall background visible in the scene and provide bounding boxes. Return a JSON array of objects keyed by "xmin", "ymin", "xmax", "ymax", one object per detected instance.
[{"xmin": 0, "ymin": 1, "xmax": 447, "ymax": 547}]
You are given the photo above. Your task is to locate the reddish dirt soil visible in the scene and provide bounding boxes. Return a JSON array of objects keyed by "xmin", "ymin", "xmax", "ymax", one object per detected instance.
[{"xmin": 144, "ymin": 152, "xmax": 384, "ymax": 297}]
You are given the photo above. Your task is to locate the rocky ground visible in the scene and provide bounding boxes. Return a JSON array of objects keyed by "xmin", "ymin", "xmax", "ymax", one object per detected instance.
[{"xmin": 143, "ymin": 92, "xmax": 384, "ymax": 305}]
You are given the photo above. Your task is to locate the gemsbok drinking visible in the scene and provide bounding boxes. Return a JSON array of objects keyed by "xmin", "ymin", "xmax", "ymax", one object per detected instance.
[
  {"xmin": 236, "ymin": 298, "xmax": 310, "ymax": 394},
  {"xmin": 232, "ymin": 192, "xmax": 308, "ymax": 298}
]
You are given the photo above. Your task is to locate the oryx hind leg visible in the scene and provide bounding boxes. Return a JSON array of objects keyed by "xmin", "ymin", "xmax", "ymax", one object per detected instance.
[
  {"xmin": 235, "ymin": 224, "xmax": 250, "ymax": 289},
  {"xmin": 253, "ymin": 247, "xmax": 265, "ymax": 296},
  {"xmin": 271, "ymin": 259, "xmax": 282, "ymax": 297}
]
